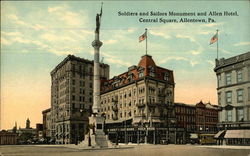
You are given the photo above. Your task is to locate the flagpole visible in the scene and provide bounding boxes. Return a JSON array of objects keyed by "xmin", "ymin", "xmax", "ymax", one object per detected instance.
[
  {"xmin": 145, "ymin": 28, "xmax": 147, "ymax": 55},
  {"xmin": 217, "ymin": 29, "xmax": 219, "ymax": 59}
]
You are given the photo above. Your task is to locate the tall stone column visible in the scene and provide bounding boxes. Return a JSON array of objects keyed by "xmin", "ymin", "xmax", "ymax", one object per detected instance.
[{"xmin": 92, "ymin": 32, "xmax": 102, "ymax": 114}]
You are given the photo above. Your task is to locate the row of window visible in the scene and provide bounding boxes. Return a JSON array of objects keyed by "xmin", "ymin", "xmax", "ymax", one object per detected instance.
[
  {"xmin": 72, "ymin": 79, "xmax": 92, "ymax": 88},
  {"xmin": 225, "ymin": 108, "xmax": 244, "ymax": 122},
  {"xmin": 222, "ymin": 89, "xmax": 246, "ymax": 104},
  {"xmin": 175, "ymin": 107, "xmax": 196, "ymax": 114},
  {"xmin": 72, "ymin": 95, "xmax": 92, "ymax": 103},
  {"xmin": 218, "ymin": 67, "xmax": 250, "ymax": 87}
]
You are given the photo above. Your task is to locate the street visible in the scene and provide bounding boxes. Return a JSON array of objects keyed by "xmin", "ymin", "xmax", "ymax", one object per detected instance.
[{"xmin": 0, "ymin": 144, "xmax": 249, "ymax": 156}]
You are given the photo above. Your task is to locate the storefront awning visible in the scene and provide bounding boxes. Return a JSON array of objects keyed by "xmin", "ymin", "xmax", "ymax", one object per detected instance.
[
  {"xmin": 214, "ymin": 130, "xmax": 226, "ymax": 138},
  {"xmin": 224, "ymin": 130, "xmax": 250, "ymax": 139},
  {"xmin": 190, "ymin": 133, "xmax": 198, "ymax": 139}
]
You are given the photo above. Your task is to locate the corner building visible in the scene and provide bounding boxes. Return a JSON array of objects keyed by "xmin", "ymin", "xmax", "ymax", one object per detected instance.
[
  {"xmin": 214, "ymin": 51, "xmax": 250, "ymax": 145},
  {"xmin": 50, "ymin": 55, "xmax": 109, "ymax": 144},
  {"xmin": 100, "ymin": 55, "xmax": 176, "ymax": 144}
]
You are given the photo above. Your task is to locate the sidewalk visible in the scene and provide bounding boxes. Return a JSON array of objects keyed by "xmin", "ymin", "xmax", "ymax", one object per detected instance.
[{"xmin": 196, "ymin": 145, "xmax": 250, "ymax": 150}]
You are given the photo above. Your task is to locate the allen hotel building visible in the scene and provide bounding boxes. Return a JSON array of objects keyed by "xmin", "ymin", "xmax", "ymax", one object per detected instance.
[
  {"xmin": 100, "ymin": 54, "xmax": 177, "ymax": 144},
  {"xmin": 48, "ymin": 55, "xmax": 109, "ymax": 144}
]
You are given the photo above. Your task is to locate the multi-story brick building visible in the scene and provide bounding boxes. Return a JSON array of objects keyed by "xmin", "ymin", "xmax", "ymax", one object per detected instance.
[
  {"xmin": 175, "ymin": 101, "xmax": 218, "ymax": 144},
  {"xmin": 49, "ymin": 55, "xmax": 109, "ymax": 144},
  {"xmin": 195, "ymin": 101, "xmax": 218, "ymax": 134},
  {"xmin": 0, "ymin": 130, "xmax": 18, "ymax": 145},
  {"xmin": 42, "ymin": 108, "xmax": 51, "ymax": 139},
  {"xmin": 100, "ymin": 55, "xmax": 176, "ymax": 144},
  {"xmin": 214, "ymin": 51, "xmax": 250, "ymax": 145}
]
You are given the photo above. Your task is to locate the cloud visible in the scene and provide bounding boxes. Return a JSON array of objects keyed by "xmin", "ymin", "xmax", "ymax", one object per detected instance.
[
  {"xmin": 41, "ymin": 33, "xmax": 75, "ymax": 42},
  {"xmin": 220, "ymin": 48, "xmax": 231, "ymax": 54},
  {"xmin": 1, "ymin": 37, "xmax": 12, "ymax": 46},
  {"xmin": 104, "ymin": 39, "xmax": 117, "ymax": 45},
  {"xmin": 206, "ymin": 60, "xmax": 215, "ymax": 66},
  {"xmin": 190, "ymin": 61, "xmax": 199, "ymax": 66},
  {"xmin": 233, "ymin": 42, "xmax": 250, "ymax": 46},
  {"xmin": 159, "ymin": 56, "xmax": 199, "ymax": 67},
  {"xmin": 150, "ymin": 30, "xmax": 171, "ymax": 39},
  {"xmin": 188, "ymin": 46, "xmax": 204, "ymax": 55},
  {"xmin": 176, "ymin": 34, "xmax": 196, "ymax": 43},
  {"xmin": 47, "ymin": 5, "xmax": 87, "ymax": 27},
  {"xmin": 1, "ymin": 31, "xmax": 22, "ymax": 37},
  {"xmin": 101, "ymin": 51, "xmax": 132, "ymax": 67},
  {"xmin": 202, "ymin": 22, "xmax": 224, "ymax": 27},
  {"xmin": 48, "ymin": 48, "xmax": 78, "ymax": 56},
  {"xmin": 8, "ymin": 14, "xmax": 18, "ymax": 20}
]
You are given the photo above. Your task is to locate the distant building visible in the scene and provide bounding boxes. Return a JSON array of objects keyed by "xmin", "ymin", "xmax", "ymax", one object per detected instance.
[
  {"xmin": 0, "ymin": 130, "xmax": 18, "ymax": 145},
  {"xmin": 100, "ymin": 55, "xmax": 176, "ymax": 144},
  {"xmin": 36, "ymin": 124, "xmax": 43, "ymax": 140},
  {"xmin": 195, "ymin": 101, "xmax": 218, "ymax": 134},
  {"xmin": 17, "ymin": 118, "xmax": 36, "ymax": 136},
  {"xmin": 49, "ymin": 55, "xmax": 109, "ymax": 144},
  {"xmin": 175, "ymin": 103, "xmax": 196, "ymax": 144},
  {"xmin": 214, "ymin": 51, "xmax": 250, "ymax": 145},
  {"xmin": 42, "ymin": 108, "xmax": 51, "ymax": 138},
  {"xmin": 175, "ymin": 101, "xmax": 218, "ymax": 144}
]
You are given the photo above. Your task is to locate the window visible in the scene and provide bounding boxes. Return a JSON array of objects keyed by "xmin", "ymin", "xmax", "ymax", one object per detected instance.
[
  {"xmin": 217, "ymin": 74, "xmax": 221, "ymax": 87},
  {"xmin": 218, "ymin": 92, "xmax": 221, "ymax": 105},
  {"xmin": 72, "ymin": 95, "xmax": 75, "ymax": 101},
  {"xmin": 148, "ymin": 66, "xmax": 155, "ymax": 77},
  {"xmin": 248, "ymin": 87, "xmax": 250, "ymax": 101},
  {"xmin": 89, "ymin": 83, "xmax": 92, "ymax": 88},
  {"xmin": 139, "ymin": 71, "xmax": 144, "ymax": 78},
  {"xmin": 237, "ymin": 108, "xmax": 244, "ymax": 121},
  {"xmin": 164, "ymin": 72, "xmax": 169, "ymax": 81},
  {"xmin": 237, "ymin": 89, "xmax": 243, "ymax": 102},
  {"xmin": 248, "ymin": 66, "xmax": 250, "ymax": 80},
  {"xmin": 225, "ymin": 72, "xmax": 232, "ymax": 85},
  {"xmin": 226, "ymin": 91, "xmax": 232, "ymax": 104},
  {"xmin": 237, "ymin": 70, "xmax": 243, "ymax": 83},
  {"xmin": 226, "ymin": 110, "xmax": 232, "ymax": 121},
  {"xmin": 72, "ymin": 79, "xmax": 75, "ymax": 85}
]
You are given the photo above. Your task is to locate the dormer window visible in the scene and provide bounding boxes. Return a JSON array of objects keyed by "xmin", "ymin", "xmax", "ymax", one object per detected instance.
[
  {"xmin": 137, "ymin": 66, "xmax": 145, "ymax": 78},
  {"xmin": 148, "ymin": 66, "xmax": 155, "ymax": 77},
  {"xmin": 127, "ymin": 73, "xmax": 134, "ymax": 82},
  {"xmin": 164, "ymin": 72, "xmax": 169, "ymax": 81}
]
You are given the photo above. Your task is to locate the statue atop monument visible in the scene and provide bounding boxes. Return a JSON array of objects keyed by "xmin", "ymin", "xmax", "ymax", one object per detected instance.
[{"xmin": 95, "ymin": 3, "xmax": 103, "ymax": 34}]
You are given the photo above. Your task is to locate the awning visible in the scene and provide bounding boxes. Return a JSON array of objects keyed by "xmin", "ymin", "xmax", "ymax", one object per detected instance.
[
  {"xmin": 224, "ymin": 130, "xmax": 250, "ymax": 139},
  {"xmin": 105, "ymin": 119, "xmax": 123, "ymax": 124},
  {"xmin": 214, "ymin": 130, "xmax": 226, "ymax": 138},
  {"xmin": 190, "ymin": 133, "xmax": 198, "ymax": 139}
]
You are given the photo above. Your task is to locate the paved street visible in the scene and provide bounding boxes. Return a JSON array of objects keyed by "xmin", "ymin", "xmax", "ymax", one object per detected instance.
[{"xmin": 0, "ymin": 144, "xmax": 250, "ymax": 156}]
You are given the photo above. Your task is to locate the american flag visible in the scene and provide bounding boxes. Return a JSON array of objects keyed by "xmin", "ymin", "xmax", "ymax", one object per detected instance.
[
  {"xmin": 139, "ymin": 31, "xmax": 147, "ymax": 42},
  {"xmin": 210, "ymin": 33, "xmax": 218, "ymax": 45}
]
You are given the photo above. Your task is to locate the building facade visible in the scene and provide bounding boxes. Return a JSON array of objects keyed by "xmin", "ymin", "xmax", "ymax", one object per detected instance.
[
  {"xmin": 214, "ymin": 51, "xmax": 250, "ymax": 145},
  {"xmin": 42, "ymin": 108, "xmax": 51, "ymax": 139},
  {"xmin": 195, "ymin": 101, "xmax": 218, "ymax": 134},
  {"xmin": 100, "ymin": 55, "xmax": 176, "ymax": 144},
  {"xmin": 50, "ymin": 55, "xmax": 109, "ymax": 144},
  {"xmin": 175, "ymin": 101, "xmax": 218, "ymax": 144},
  {"xmin": 0, "ymin": 130, "xmax": 18, "ymax": 145}
]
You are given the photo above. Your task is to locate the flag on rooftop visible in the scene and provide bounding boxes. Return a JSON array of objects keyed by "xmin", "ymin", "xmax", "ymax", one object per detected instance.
[
  {"xmin": 210, "ymin": 32, "xmax": 218, "ymax": 45},
  {"xmin": 139, "ymin": 31, "xmax": 147, "ymax": 42}
]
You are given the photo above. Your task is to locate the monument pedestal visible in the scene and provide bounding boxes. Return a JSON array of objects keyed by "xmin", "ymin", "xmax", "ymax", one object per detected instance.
[{"xmin": 80, "ymin": 114, "xmax": 114, "ymax": 148}]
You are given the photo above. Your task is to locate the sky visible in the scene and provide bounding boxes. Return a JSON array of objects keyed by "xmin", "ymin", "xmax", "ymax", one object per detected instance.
[{"xmin": 1, "ymin": 1, "xmax": 250, "ymax": 130}]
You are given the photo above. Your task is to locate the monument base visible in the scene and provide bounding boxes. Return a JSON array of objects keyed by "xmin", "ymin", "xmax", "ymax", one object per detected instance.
[{"xmin": 79, "ymin": 114, "xmax": 114, "ymax": 148}]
